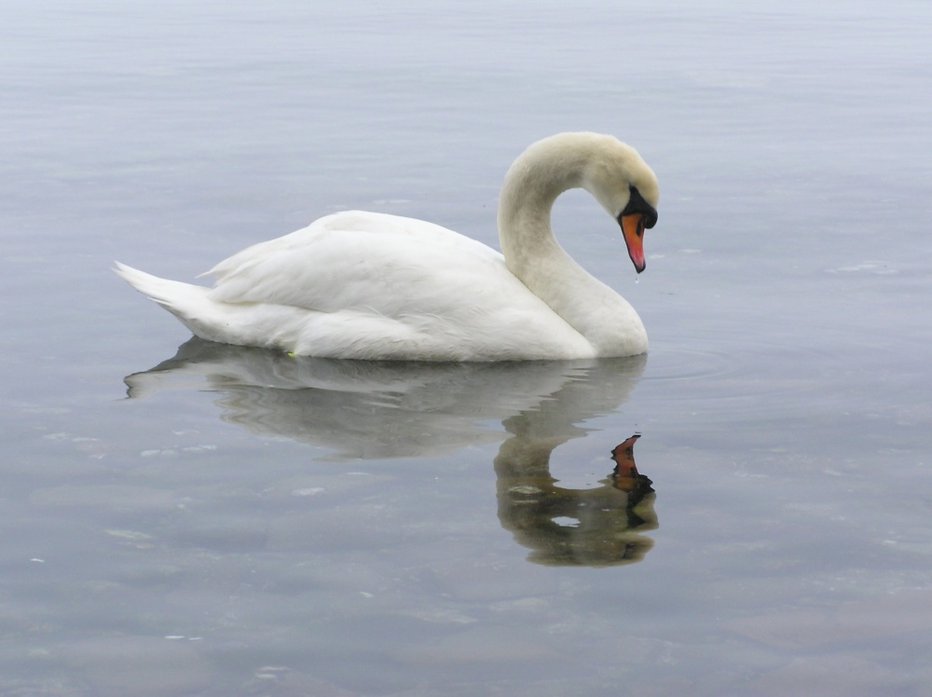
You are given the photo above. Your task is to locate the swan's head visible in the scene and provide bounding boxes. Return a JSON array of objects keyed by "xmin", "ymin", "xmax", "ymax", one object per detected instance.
[
  {"xmin": 500, "ymin": 132, "xmax": 660, "ymax": 275},
  {"xmin": 581, "ymin": 135, "xmax": 660, "ymax": 274}
]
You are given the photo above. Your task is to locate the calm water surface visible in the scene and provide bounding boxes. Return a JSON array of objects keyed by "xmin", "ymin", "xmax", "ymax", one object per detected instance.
[{"xmin": 3, "ymin": 1, "xmax": 932, "ymax": 695}]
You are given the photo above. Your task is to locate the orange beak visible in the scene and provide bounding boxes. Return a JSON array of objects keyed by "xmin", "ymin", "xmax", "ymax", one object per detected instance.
[{"xmin": 620, "ymin": 213, "xmax": 647, "ymax": 273}]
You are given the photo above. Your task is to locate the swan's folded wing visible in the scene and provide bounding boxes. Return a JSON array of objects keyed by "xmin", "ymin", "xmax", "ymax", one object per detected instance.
[{"xmin": 205, "ymin": 211, "xmax": 518, "ymax": 316}]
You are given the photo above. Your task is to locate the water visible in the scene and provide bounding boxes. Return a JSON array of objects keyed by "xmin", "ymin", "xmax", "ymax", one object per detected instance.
[{"xmin": 3, "ymin": 0, "xmax": 932, "ymax": 694}]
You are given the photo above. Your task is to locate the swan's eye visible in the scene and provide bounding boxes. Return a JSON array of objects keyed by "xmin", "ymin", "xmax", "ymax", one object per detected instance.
[{"xmin": 621, "ymin": 185, "xmax": 658, "ymax": 229}]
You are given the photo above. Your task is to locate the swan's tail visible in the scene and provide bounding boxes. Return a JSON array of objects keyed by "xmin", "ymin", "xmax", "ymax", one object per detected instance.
[{"xmin": 113, "ymin": 261, "xmax": 213, "ymax": 333}]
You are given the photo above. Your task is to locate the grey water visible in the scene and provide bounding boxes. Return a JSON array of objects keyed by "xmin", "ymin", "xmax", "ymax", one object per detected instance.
[{"xmin": 3, "ymin": 0, "xmax": 932, "ymax": 694}]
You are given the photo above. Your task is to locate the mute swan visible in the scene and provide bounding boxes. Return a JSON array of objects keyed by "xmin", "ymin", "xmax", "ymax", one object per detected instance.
[{"xmin": 115, "ymin": 132, "xmax": 659, "ymax": 361}]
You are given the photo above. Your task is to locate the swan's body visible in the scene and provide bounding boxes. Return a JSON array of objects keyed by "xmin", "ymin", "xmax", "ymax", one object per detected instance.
[{"xmin": 116, "ymin": 132, "xmax": 659, "ymax": 361}]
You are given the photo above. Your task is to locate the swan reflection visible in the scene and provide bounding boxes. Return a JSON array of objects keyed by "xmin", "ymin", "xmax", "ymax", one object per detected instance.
[
  {"xmin": 126, "ymin": 338, "xmax": 658, "ymax": 566},
  {"xmin": 497, "ymin": 433, "xmax": 656, "ymax": 566}
]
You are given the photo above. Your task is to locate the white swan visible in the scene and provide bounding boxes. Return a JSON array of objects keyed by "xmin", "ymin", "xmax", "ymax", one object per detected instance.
[{"xmin": 115, "ymin": 132, "xmax": 659, "ymax": 361}]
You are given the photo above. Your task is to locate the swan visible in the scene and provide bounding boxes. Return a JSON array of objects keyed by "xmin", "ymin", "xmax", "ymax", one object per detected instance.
[{"xmin": 115, "ymin": 132, "xmax": 660, "ymax": 361}]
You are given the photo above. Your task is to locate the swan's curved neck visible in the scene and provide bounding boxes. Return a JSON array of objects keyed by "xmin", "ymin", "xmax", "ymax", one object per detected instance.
[
  {"xmin": 496, "ymin": 134, "xmax": 647, "ymax": 355},
  {"xmin": 497, "ymin": 142, "xmax": 587, "ymax": 272}
]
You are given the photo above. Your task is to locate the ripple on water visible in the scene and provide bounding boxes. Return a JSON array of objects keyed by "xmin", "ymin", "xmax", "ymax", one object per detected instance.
[{"xmin": 640, "ymin": 339, "xmax": 840, "ymax": 425}]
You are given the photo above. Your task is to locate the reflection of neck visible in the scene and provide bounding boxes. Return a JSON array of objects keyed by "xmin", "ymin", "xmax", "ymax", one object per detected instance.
[{"xmin": 494, "ymin": 412, "xmax": 577, "ymax": 482}]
